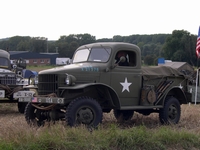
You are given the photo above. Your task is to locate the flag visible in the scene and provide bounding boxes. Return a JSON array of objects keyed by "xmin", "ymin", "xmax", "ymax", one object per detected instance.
[
  {"xmin": 196, "ymin": 26, "xmax": 200, "ymax": 58},
  {"xmin": 32, "ymin": 97, "xmax": 37, "ymax": 102}
]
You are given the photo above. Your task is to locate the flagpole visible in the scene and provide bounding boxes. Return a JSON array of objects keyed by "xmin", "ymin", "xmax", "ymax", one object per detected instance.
[
  {"xmin": 195, "ymin": 68, "xmax": 199, "ymax": 105},
  {"xmin": 195, "ymin": 26, "xmax": 200, "ymax": 105}
]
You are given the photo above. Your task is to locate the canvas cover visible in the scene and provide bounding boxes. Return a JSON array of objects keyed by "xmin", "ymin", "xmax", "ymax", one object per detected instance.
[
  {"xmin": 142, "ymin": 65, "xmax": 186, "ymax": 80},
  {"xmin": 160, "ymin": 62, "xmax": 194, "ymax": 72}
]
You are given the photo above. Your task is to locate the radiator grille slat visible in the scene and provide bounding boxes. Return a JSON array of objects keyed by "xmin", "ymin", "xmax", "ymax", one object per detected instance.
[
  {"xmin": 0, "ymin": 75, "xmax": 16, "ymax": 85},
  {"xmin": 38, "ymin": 74, "xmax": 58, "ymax": 95}
]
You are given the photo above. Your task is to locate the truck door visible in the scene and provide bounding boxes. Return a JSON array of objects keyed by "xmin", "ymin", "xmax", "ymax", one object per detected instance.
[{"xmin": 110, "ymin": 50, "xmax": 142, "ymax": 106}]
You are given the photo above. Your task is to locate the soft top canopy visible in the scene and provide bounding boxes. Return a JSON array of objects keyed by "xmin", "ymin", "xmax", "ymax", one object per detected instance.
[
  {"xmin": 161, "ymin": 62, "xmax": 194, "ymax": 72},
  {"xmin": 142, "ymin": 65, "xmax": 185, "ymax": 80}
]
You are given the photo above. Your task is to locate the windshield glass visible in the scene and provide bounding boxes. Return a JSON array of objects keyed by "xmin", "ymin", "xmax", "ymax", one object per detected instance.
[
  {"xmin": 72, "ymin": 47, "xmax": 111, "ymax": 63},
  {"xmin": 0, "ymin": 57, "xmax": 9, "ymax": 68}
]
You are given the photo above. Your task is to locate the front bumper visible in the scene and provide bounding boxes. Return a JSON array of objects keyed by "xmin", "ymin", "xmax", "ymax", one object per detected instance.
[
  {"xmin": 0, "ymin": 90, "xmax": 35, "ymax": 99},
  {"xmin": 18, "ymin": 91, "xmax": 64, "ymax": 104}
]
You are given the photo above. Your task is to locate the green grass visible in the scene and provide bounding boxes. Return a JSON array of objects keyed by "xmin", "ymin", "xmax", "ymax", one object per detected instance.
[{"xmin": 0, "ymin": 124, "xmax": 200, "ymax": 150}]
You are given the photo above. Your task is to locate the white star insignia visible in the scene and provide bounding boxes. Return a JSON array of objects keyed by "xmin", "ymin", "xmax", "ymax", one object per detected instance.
[{"xmin": 120, "ymin": 77, "xmax": 132, "ymax": 92}]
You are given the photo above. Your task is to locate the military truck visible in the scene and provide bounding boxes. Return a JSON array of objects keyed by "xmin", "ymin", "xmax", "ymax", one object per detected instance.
[
  {"xmin": 19, "ymin": 42, "xmax": 193, "ymax": 127},
  {"xmin": 0, "ymin": 49, "xmax": 35, "ymax": 113}
]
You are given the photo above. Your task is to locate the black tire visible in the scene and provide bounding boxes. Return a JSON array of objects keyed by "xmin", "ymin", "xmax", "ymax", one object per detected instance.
[
  {"xmin": 159, "ymin": 97, "xmax": 181, "ymax": 124},
  {"xmin": 17, "ymin": 102, "xmax": 28, "ymax": 114},
  {"xmin": 24, "ymin": 102, "xmax": 45, "ymax": 127},
  {"xmin": 113, "ymin": 109, "xmax": 134, "ymax": 121},
  {"xmin": 66, "ymin": 97, "xmax": 103, "ymax": 127}
]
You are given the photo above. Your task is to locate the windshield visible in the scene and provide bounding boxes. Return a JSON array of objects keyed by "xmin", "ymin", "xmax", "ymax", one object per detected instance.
[
  {"xmin": 73, "ymin": 47, "xmax": 111, "ymax": 63},
  {"xmin": 0, "ymin": 57, "xmax": 9, "ymax": 68}
]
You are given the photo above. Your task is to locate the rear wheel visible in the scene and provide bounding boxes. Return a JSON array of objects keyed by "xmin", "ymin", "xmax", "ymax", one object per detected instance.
[
  {"xmin": 66, "ymin": 97, "xmax": 102, "ymax": 127},
  {"xmin": 113, "ymin": 109, "xmax": 134, "ymax": 121},
  {"xmin": 159, "ymin": 97, "xmax": 181, "ymax": 124}
]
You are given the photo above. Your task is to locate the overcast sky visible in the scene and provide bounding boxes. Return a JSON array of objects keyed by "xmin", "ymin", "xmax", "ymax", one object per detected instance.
[{"xmin": 1, "ymin": 0, "xmax": 199, "ymax": 40}]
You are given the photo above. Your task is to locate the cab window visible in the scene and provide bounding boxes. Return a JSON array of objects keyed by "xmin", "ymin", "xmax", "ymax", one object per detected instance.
[{"xmin": 115, "ymin": 50, "xmax": 136, "ymax": 67}]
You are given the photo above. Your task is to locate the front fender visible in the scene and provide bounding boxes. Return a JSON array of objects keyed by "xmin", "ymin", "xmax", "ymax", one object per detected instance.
[{"xmin": 59, "ymin": 83, "xmax": 121, "ymax": 108}]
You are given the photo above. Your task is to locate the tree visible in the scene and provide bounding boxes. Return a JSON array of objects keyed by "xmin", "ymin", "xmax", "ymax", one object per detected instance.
[
  {"xmin": 56, "ymin": 34, "xmax": 96, "ymax": 58},
  {"xmin": 31, "ymin": 37, "xmax": 47, "ymax": 53},
  {"xmin": 113, "ymin": 35, "xmax": 124, "ymax": 42},
  {"xmin": 56, "ymin": 41, "xmax": 69, "ymax": 57},
  {"xmin": 162, "ymin": 30, "xmax": 196, "ymax": 66},
  {"xmin": 144, "ymin": 55, "xmax": 156, "ymax": 65},
  {"xmin": 76, "ymin": 33, "xmax": 96, "ymax": 45}
]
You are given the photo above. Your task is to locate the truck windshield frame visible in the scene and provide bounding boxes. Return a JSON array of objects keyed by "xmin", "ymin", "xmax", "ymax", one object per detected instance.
[{"xmin": 72, "ymin": 47, "xmax": 111, "ymax": 63}]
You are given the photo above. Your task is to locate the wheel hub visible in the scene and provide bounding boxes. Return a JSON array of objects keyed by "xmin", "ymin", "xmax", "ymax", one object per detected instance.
[
  {"xmin": 77, "ymin": 108, "xmax": 94, "ymax": 124},
  {"xmin": 168, "ymin": 104, "xmax": 177, "ymax": 120}
]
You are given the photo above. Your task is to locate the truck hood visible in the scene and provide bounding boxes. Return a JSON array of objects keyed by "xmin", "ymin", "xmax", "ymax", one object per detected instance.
[
  {"xmin": 0, "ymin": 68, "xmax": 13, "ymax": 73},
  {"xmin": 39, "ymin": 63, "xmax": 104, "ymax": 75},
  {"xmin": 38, "ymin": 63, "xmax": 105, "ymax": 85}
]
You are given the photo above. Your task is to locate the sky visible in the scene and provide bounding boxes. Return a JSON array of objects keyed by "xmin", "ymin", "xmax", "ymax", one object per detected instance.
[{"xmin": 1, "ymin": 0, "xmax": 200, "ymax": 40}]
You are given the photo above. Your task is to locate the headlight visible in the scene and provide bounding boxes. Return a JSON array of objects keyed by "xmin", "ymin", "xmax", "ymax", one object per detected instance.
[
  {"xmin": 16, "ymin": 76, "xmax": 29, "ymax": 85},
  {"xmin": 65, "ymin": 74, "xmax": 76, "ymax": 85},
  {"xmin": 34, "ymin": 75, "xmax": 38, "ymax": 85},
  {"xmin": 16, "ymin": 77, "xmax": 21, "ymax": 82},
  {"xmin": 29, "ymin": 75, "xmax": 38, "ymax": 85}
]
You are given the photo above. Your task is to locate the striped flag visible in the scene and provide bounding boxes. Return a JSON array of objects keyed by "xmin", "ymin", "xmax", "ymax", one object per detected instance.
[
  {"xmin": 32, "ymin": 97, "xmax": 37, "ymax": 102},
  {"xmin": 196, "ymin": 26, "xmax": 200, "ymax": 58}
]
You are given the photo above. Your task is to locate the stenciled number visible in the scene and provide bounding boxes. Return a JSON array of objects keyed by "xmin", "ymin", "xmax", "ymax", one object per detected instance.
[
  {"xmin": 46, "ymin": 97, "xmax": 53, "ymax": 103},
  {"xmin": 57, "ymin": 98, "xmax": 64, "ymax": 104},
  {"xmin": 24, "ymin": 92, "xmax": 33, "ymax": 97}
]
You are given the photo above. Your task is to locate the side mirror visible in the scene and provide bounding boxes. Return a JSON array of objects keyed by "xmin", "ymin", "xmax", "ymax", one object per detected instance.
[
  {"xmin": 119, "ymin": 56, "xmax": 126, "ymax": 63},
  {"xmin": 112, "ymin": 56, "xmax": 126, "ymax": 69}
]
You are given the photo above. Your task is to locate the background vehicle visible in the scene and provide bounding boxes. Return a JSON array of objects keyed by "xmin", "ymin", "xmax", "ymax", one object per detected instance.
[
  {"xmin": 0, "ymin": 49, "xmax": 36, "ymax": 113},
  {"xmin": 19, "ymin": 42, "xmax": 194, "ymax": 127}
]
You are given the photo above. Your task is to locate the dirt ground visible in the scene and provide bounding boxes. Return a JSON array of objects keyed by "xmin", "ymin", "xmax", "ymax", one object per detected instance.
[{"xmin": 1, "ymin": 103, "xmax": 200, "ymax": 134}]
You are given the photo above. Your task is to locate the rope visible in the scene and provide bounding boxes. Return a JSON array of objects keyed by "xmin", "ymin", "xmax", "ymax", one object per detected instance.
[
  {"xmin": 31, "ymin": 93, "xmax": 58, "ymax": 110},
  {"xmin": 0, "ymin": 84, "xmax": 23, "ymax": 97},
  {"xmin": 31, "ymin": 103, "xmax": 56, "ymax": 110}
]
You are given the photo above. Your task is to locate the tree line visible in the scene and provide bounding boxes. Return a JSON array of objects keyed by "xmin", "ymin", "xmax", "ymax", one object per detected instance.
[{"xmin": 0, "ymin": 30, "xmax": 198, "ymax": 66}]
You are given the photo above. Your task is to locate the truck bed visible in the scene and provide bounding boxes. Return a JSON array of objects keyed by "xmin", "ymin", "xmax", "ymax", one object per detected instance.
[{"xmin": 142, "ymin": 65, "xmax": 186, "ymax": 80}]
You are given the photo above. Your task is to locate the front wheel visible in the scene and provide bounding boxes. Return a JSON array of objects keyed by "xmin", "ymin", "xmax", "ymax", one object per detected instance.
[
  {"xmin": 66, "ymin": 97, "xmax": 103, "ymax": 127},
  {"xmin": 24, "ymin": 102, "xmax": 46, "ymax": 127},
  {"xmin": 159, "ymin": 97, "xmax": 181, "ymax": 124}
]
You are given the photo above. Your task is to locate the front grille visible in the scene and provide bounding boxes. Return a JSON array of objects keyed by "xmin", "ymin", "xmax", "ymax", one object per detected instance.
[
  {"xmin": 0, "ymin": 74, "xmax": 16, "ymax": 85},
  {"xmin": 38, "ymin": 74, "xmax": 58, "ymax": 95}
]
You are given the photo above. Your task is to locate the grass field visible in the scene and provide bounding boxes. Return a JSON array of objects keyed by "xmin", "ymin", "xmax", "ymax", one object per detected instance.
[
  {"xmin": 27, "ymin": 65, "xmax": 55, "ymax": 72},
  {"xmin": 1, "ymin": 104, "xmax": 200, "ymax": 149}
]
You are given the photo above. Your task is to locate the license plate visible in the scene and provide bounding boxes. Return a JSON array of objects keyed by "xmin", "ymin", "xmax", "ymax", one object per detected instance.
[
  {"xmin": 19, "ymin": 97, "xmax": 64, "ymax": 104},
  {"xmin": 0, "ymin": 90, "xmax": 5, "ymax": 98},
  {"xmin": 33, "ymin": 97, "xmax": 64, "ymax": 104},
  {"xmin": 18, "ymin": 97, "xmax": 32, "ymax": 102},
  {"xmin": 13, "ymin": 91, "xmax": 35, "ymax": 98}
]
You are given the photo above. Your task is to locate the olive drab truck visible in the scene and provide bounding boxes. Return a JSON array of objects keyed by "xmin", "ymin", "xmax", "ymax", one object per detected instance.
[
  {"xmin": 18, "ymin": 42, "xmax": 194, "ymax": 127},
  {"xmin": 0, "ymin": 49, "xmax": 36, "ymax": 113}
]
